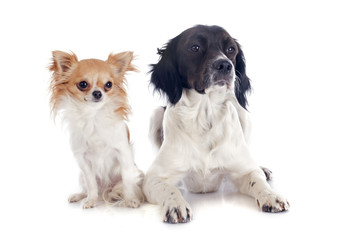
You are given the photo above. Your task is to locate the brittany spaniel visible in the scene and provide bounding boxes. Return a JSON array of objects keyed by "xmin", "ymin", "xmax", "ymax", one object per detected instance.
[{"xmin": 143, "ymin": 25, "xmax": 289, "ymax": 223}]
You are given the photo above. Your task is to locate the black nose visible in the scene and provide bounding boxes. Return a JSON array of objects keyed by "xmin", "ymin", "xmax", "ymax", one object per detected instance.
[
  {"xmin": 92, "ymin": 91, "xmax": 102, "ymax": 100},
  {"xmin": 213, "ymin": 60, "xmax": 232, "ymax": 74}
]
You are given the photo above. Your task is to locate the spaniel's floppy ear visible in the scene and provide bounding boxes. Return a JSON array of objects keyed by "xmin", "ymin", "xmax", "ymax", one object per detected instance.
[
  {"xmin": 150, "ymin": 37, "xmax": 183, "ymax": 105},
  {"xmin": 235, "ymin": 41, "xmax": 251, "ymax": 110}
]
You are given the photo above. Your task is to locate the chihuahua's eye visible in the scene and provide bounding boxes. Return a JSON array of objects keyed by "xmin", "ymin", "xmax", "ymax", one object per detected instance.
[
  {"xmin": 77, "ymin": 81, "xmax": 89, "ymax": 91},
  {"xmin": 104, "ymin": 81, "xmax": 113, "ymax": 91},
  {"xmin": 105, "ymin": 81, "xmax": 112, "ymax": 88}
]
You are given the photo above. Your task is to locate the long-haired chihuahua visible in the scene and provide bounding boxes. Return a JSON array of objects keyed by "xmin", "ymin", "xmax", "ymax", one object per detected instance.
[{"xmin": 49, "ymin": 51, "xmax": 144, "ymax": 209}]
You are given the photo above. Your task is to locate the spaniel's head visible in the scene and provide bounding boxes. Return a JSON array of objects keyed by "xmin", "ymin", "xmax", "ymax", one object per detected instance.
[{"xmin": 150, "ymin": 25, "xmax": 251, "ymax": 109}]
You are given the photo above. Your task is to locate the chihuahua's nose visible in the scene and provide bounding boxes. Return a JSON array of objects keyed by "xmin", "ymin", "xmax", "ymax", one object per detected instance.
[{"xmin": 92, "ymin": 91, "xmax": 102, "ymax": 100}]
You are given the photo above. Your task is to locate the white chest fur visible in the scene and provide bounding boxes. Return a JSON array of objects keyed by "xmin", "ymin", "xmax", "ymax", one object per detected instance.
[
  {"xmin": 163, "ymin": 89, "xmax": 251, "ymax": 174},
  {"xmin": 62, "ymin": 101, "xmax": 128, "ymax": 186}
]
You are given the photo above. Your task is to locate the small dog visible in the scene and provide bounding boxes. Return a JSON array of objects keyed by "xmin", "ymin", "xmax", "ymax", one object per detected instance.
[
  {"xmin": 49, "ymin": 51, "xmax": 144, "ymax": 209},
  {"xmin": 143, "ymin": 25, "xmax": 289, "ymax": 223}
]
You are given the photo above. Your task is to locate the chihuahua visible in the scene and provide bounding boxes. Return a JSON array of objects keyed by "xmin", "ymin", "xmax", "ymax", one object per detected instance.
[{"xmin": 49, "ymin": 51, "xmax": 143, "ymax": 209}]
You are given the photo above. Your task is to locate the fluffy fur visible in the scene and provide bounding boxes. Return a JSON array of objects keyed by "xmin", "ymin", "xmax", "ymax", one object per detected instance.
[
  {"xmin": 49, "ymin": 51, "xmax": 144, "ymax": 208},
  {"xmin": 144, "ymin": 25, "xmax": 289, "ymax": 223}
]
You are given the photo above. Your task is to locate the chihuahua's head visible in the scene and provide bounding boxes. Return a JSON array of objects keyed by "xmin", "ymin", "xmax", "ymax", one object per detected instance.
[{"xmin": 49, "ymin": 51, "xmax": 136, "ymax": 119}]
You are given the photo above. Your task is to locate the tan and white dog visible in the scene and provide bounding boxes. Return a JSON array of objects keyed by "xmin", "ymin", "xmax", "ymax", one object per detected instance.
[{"xmin": 49, "ymin": 51, "xmax": 144, "ymax": 209}]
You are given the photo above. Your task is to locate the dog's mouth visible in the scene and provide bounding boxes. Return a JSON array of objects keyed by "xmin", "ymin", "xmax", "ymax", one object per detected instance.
[
  {"xmin": 217, "ymin": 77, "xmax": 235, "ymax": 89},
  {"xmin": 91, "ymin": 98, "xmax": 102, "ymax": 103},
  {"xmin": 197, "ymin": 63, "xmax": 235, "ymax": 92},
  {"xmin": 214, "ymin": 80, "xmax": 229, "ymax": 87},
  {"xmin": 194, "ymin": 77, "xmax": 234, "ymax": 94},
  {"xmin": 83, "ymin": 96, "xmax": 104, "ymax": 103}
]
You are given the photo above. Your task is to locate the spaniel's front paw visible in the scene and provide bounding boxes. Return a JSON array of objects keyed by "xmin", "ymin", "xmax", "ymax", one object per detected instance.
[
  {"xmin": 257, "ymin": 192, "xmax": 290, "ymax": 213},
  {"xmin": 162, "ymin": 197, "xmax": 192, "ymax": 223}
]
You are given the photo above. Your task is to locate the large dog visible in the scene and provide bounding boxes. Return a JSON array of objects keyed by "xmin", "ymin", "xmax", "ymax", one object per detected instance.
[{"xmin": 143, "ymin": 25, "xmax": 289, "ymax": 223}]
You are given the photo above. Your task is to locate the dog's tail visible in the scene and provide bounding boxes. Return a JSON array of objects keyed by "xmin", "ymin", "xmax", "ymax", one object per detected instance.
[{"xmin": 149, "ymin": 106, "xmax": 166, "ymax": 151}]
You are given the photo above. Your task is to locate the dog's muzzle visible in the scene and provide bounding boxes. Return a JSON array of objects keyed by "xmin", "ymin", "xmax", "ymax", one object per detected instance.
[
  {"xmin": 208, "ymin": 58, "xmax": 234, "ymax": 86},
  {"xmin": 197, "ymin": 58, "xmax": 235, "ymax": 93},
  {"xmin": 211, "ymin": 59, "xmax": 234, "ymax": 87}
]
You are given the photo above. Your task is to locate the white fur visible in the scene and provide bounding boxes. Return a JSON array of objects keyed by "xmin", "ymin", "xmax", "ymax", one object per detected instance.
[
  {"xmin": 144, "ymin": 77, "xmax": 289, "ymax": 223},
  {"xmin": 58, "ymin": 94, "xmax": 144, "ymax": 209}
]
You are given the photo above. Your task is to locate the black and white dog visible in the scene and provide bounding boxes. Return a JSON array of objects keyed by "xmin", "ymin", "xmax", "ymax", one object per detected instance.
[{"xmin": 143, "ymin": 25, "xmax": 289, "ymax": 223}]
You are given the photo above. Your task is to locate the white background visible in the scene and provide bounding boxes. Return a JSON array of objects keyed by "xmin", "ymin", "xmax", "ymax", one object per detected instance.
[{"xmin": 1, "ymin": 0, "xmax": 337, "ymax": 239}]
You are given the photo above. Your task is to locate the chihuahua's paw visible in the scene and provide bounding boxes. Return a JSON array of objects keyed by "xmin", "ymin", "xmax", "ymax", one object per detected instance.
[
  {"xmin": 82, "ymin": 199, "xmax": 97, "ymax": 209},
  {"xmin": 124, "ymin": 198, "xmax": 141, "ymax": 208},
  {"xmin": 68, "ymin": 193, "xmax": 87, "ymax": 203},
  {"xmin": 106, "ymin": 184, "xmax": 124, "ymax": 202},
  {"xmin": 106, "ymin": 181, "xmax": 144, "ymax": 208},
  {"xmin": 124, "ymin": 185, "xmax": 144, "ymax": 208}
]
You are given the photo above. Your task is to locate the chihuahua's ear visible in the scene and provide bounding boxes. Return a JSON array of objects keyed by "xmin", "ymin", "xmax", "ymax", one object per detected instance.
[
  {"xmin": 106, "ymin": 51, "xmax": 137, "ymax": 77},
  {"xmin": 49, "ymin": 51, "xmax": 78, "ymax": 74}
]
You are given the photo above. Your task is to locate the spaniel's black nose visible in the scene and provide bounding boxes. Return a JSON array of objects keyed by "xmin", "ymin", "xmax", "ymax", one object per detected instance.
[{"xmin": 213, "ymin": 60, "xmax": 232, "ymax": 74}]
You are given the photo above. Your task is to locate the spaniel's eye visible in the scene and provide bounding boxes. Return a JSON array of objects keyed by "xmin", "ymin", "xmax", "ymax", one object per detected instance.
[
  {"xmin": 227, "ymin": 46, "xmax": 235, "ymax": 54},
  {"xmin": 77, "ymin": 81, "xmax": 89, "ymax": 91},
  {"xmin": 191, "ymin": 45, "xmax": 200, "ymax": 52},
  {"xmin": 104, "ymin": 81, "xmax": 113, "ymax": 91}
]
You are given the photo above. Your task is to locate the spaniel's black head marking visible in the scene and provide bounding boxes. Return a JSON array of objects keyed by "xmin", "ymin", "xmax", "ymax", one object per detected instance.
[{"xmin": 150, "ymin": 25, "xmax": 251, "ymax": 109}]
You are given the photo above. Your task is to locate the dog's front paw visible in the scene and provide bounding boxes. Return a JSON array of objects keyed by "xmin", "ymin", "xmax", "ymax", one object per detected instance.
[
  {"xmin": 257, "ymin": 192, "xmax": 290, "ymax": 213},
  {"xmin": 162, "ymin": 197, "xmax": 192, "ymax": 224},
  {"xmin": 82, "ymin": 199, "xmax": 97, "ymax": 209}
]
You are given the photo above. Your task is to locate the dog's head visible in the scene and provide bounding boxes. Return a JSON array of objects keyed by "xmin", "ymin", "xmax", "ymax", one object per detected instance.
[
  {"xmin": 150, "ymin": 25, "xmax": 251, "ymax": 109},
  {"xmin": 49, "ymin": 51, "xmax": 136, "ymax": 119}
]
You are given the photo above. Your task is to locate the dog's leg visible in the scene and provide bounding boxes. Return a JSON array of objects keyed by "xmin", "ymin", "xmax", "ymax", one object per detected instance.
[
  {"xmin": 225, "ymin": 100, "xmax": 289, "ymax": 212},
  {"xmin": 144, "ymin": 176, "xmax": 192, "ymax": 223},
  {"xmin": 235, "ymin": 168, "xmax": 290, "ymax": 212},
  {"xmin": 81, "ymin": 170, "xmax": 99, "ymax": 209},
  {"xmin": 116, "ymin": 144, "xmax": 144, "ymax": 208},
  {"xmin": 75, "ymin": 156, "xmax": 99, "ymax": 209},
  {"xmin": 143, "ymin": 151, "xmax": 192, "ymax": 224}
]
